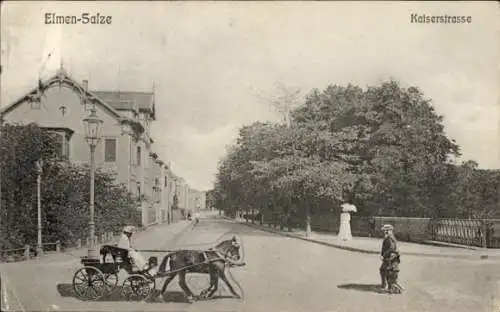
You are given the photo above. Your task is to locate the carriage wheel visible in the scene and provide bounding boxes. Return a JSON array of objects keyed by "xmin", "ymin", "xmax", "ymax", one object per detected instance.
[
  {"xmin": 103, "ymin": 273, "xmax": 119, "ymax": 294},
  {"xmin": 72, "ymin": 267, "xmax": 107, "ymax": 301},
  {"xmin": 121, "ymin": 274, "xmax": 156, "ymax": 301}
]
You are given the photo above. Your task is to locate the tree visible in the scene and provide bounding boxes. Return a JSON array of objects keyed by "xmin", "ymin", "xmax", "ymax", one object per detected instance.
[
  {"xmin": 292, "ymin": 81, "xmax": 460, "ymax": 217},
  {"xmin": 214, "ymin": 79, "xmax": 497, "ymax": 239},
  {"xmin": 255, "ymin": 82, "xmax": 302, "ymax": 127},
  {"xmin": 0, "ymin": 123, "xmax": 58, "ymax": 248},
  {"xmin": 0, "ymin": 122, "xmax": 141, "ymax": 249}
]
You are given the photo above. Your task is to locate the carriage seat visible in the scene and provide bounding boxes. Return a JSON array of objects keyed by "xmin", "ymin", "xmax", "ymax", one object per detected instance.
[{"xmin": 100, "ymin": 244, "xmax": 131, "ymax": 263}]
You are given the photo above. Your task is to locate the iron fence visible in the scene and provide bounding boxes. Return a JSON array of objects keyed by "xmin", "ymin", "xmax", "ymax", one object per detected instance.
[{"xmin": 350, "ymin": 216, "xmax": 500, "ymax": 248}]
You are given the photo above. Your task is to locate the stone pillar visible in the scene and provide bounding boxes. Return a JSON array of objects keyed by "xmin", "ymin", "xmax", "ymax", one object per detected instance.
[{"xmin": 24, "ymin": 245, "xmax": 30, "ymax": 260}]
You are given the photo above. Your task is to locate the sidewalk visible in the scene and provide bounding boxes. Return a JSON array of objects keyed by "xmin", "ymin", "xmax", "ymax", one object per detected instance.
[
  {"xmin": 25, "ymin": 220, "xmax": 194, "ymax": 263},
  {"xmin": 228, "ymin": 217, "xmax": 500, "ymax": 260}
]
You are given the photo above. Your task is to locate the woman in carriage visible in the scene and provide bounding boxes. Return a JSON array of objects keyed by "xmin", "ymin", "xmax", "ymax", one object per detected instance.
[{"xmin": 116, "ymin": 226, "xmax": 156, "ymax": 274}]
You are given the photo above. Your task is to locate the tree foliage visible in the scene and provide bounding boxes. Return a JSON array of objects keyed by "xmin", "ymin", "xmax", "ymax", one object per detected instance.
[
  {"xmin": 0, "ymin": 123, "xmax": 141, "ymax": 249},
  {"xmin": 211, "ymin": 80, "xmax": 500, "ymax": 229}
]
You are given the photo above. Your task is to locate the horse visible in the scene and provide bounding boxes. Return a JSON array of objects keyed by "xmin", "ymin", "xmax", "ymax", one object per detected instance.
[{"xmin": 155, "ymin": 236, "xmax": 244, "ymax": 302}]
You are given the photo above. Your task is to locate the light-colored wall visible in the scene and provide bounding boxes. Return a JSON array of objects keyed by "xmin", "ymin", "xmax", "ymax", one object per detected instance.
[
  {"xmin": 3, "ymin": 86, "xmax": 132, "ymax": 186},
  {"xmin": 150, "ymin": 158, "xmax": 162, "ymax": 224},
  {"xmin": 188, "ymin": 189, "xmax": 204, "ymax": 213},
  {"xmin": 200, "ymin": 192, "xmax": 206, "ymax": 210},
  {"xmin": 164, "ymin": 170, "xmax": 175, "ymax": 220},
  {"xmin": 3, "ymin": 80, "xmax": 193, "ymax": 228},
  {"xmin": 2, "ymin": 84, "xmax": 165, "ymax": 228}
]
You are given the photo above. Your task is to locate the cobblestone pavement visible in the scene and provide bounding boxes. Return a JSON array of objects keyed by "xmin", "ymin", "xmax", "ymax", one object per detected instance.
[{"xmin": 1, "ymin": 216, "xmax": 499, "ymax": 312}]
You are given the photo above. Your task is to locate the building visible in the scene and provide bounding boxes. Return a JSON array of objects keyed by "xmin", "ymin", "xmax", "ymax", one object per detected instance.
[
  {"xmin": 187, "ymin": 188, "xmax": 207, "ymax": 213},
  {"xmin": 0, "ymin": 67, "xmax": 191, "ymax": 227}
]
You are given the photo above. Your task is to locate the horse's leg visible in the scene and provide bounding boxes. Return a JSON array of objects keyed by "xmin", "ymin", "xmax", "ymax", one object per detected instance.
[
  {"xmin": 201, "ymin": 266, "xmax": 218, "ymax": 299},
  {"xmin": 199, "ymin": 266, "xmax": 213, "ymax": 299},
  {"xmin": 160, "ymin": 273, "xmax": 177, "ymax": 296},
  {"xmin": 218, "ymin": 265, "xmax": 241, "ymax": 299},
  {"xmin": 206, "ymin": 268, "xmax": 219, "ymax": 299},
  {"xmin": 178, "ymin": 271, "xmax": 195, "ymax": 302}
]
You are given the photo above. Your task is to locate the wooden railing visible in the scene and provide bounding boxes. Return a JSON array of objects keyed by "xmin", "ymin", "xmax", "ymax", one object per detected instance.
[{"xmin": 0, "ymin": 232, "xmax": 116, "ymax": 263}]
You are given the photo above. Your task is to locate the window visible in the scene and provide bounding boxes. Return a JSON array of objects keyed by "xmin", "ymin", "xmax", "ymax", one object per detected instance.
[
  {"xmin": 31, "ymin": 99, "xmax": 41, "ymax": 110},
  {"xmin": 104, "ymin": 139, "xmax": 117, "ymax": 162},
  {"xmin": 164, "ymin": 176, "xmax": 168, "ymax": 187},
  {"xmin": 155, "ymin": 178, "xmax": 159, "ymax": 186},
  {"xmin": 84, "ymin": 101, "xmax": 94, "ymax": 111},
  {"xmin": 136, "ymin": 146, "xmax": 141, "ymax": 166},
  {"xmin": 53, "ymin": 133, "xmax": 63, "ymax": 158},
  {"xmin": 49, "ymin": 132, "xmax": 70, "ymax": 160}
]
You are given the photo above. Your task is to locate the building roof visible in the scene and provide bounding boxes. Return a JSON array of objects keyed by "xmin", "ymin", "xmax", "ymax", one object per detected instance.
[
  {"xmin": 0, "ymin": 68, "xmax": 122, "ymax": 121},
  {"xmin": 92, "ymin": 91, "xmax": 156, "ymax": 119}
]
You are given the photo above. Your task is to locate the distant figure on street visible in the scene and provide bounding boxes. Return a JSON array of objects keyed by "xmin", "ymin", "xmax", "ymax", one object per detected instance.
[
  {"xmin": 379, "ymin": 224, "xmax": 402, "ymax": 294},
  {"xmin": 338, "ymin": 203, "xmax": 357, "ymax": 241},
  {"xmin": 117, "ymin": 226, "xmax": 148, "ymax": 271},
  {"xmin": 369, "ymin": 217, "xmax": 376, "ymax": 237}
]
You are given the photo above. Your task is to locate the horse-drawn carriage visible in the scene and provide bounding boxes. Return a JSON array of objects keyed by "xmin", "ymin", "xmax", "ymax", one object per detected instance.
[{"xmin": 71, "ymin": 236, "xmax": 245, "ymax": 302}]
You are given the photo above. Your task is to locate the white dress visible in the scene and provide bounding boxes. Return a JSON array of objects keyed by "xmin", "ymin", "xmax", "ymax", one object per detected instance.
[
  {"xmin": 117, "ymin": 233, "xmax": 148, "ymax": 270},
  {"xmin": 338, "ymin": 212, "xmax": 353, "ymax": 241}
]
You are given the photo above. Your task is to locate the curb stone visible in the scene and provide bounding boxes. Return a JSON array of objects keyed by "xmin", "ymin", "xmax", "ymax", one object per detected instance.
[{"xmin": 222, "ymin": 217, "xmax": 496, "ymax": 260}]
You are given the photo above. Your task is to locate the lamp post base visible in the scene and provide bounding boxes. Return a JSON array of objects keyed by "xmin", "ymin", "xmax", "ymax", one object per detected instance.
[
  {"xmin": 87, "ymin": 248, "xmax": 99, "ymax": 260},
  {"xmin": 36, "ymin": 246, "xmax": 43, "ymax": 259}
]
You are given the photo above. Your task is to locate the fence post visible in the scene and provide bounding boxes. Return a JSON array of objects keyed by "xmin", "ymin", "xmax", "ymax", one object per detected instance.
[
  {"xmin": 56, "ymin": 240, "xmax": 61, "ymax": 252},
  {"xmin": 481, "ymin": 220, "xmax": 487, "ymax": 249},
  {"xmin": 24, "ymin": 245, "xmax": 30, "ymax": 260},
  {"xmin": 76, "ymin": 238, "xmax": 82, "ymax": 249}
]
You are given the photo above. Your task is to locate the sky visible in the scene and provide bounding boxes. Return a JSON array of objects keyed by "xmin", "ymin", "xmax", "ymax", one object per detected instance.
[{"xmin": 1, "ymin": 1, "xmax": 499, "ymax": 191}]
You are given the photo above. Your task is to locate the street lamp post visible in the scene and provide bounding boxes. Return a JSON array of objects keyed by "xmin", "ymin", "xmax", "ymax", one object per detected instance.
[
  {"xmin": 0, "ymin": 114, "xmax": 4, "ymax": 246},
  {"xmin": 83, "ymin": 106, "xmax": 103, "ymax": 260},
  {"xmin": 36, "ymin": 159, "xmax": 43, "ymax": 258}
]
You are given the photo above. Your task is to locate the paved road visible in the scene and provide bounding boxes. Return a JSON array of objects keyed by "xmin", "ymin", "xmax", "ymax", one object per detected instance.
[{"xmin": 1, "ymin": 216, "xmax": 499, "ymax": 312}]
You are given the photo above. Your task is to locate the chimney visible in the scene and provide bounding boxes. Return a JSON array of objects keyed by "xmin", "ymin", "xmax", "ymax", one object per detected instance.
[{"xmin": 82, "ymin": 80, "xmax": 88, "ymax": 90}]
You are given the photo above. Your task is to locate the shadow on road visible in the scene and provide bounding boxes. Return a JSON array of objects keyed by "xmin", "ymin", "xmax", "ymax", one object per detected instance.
[
  {"xmin": 337, "ymin": 283, "xmax": 386, "ymax": 294},
  {"xmin": 56, "ymin": 283, "xmax": 191, "ymax": 303}
]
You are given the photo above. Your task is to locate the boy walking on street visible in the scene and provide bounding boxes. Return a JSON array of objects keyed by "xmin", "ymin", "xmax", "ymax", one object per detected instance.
[{"xmin": 379, "ymin": 224, "xmax": 402, "ymax": 294}]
